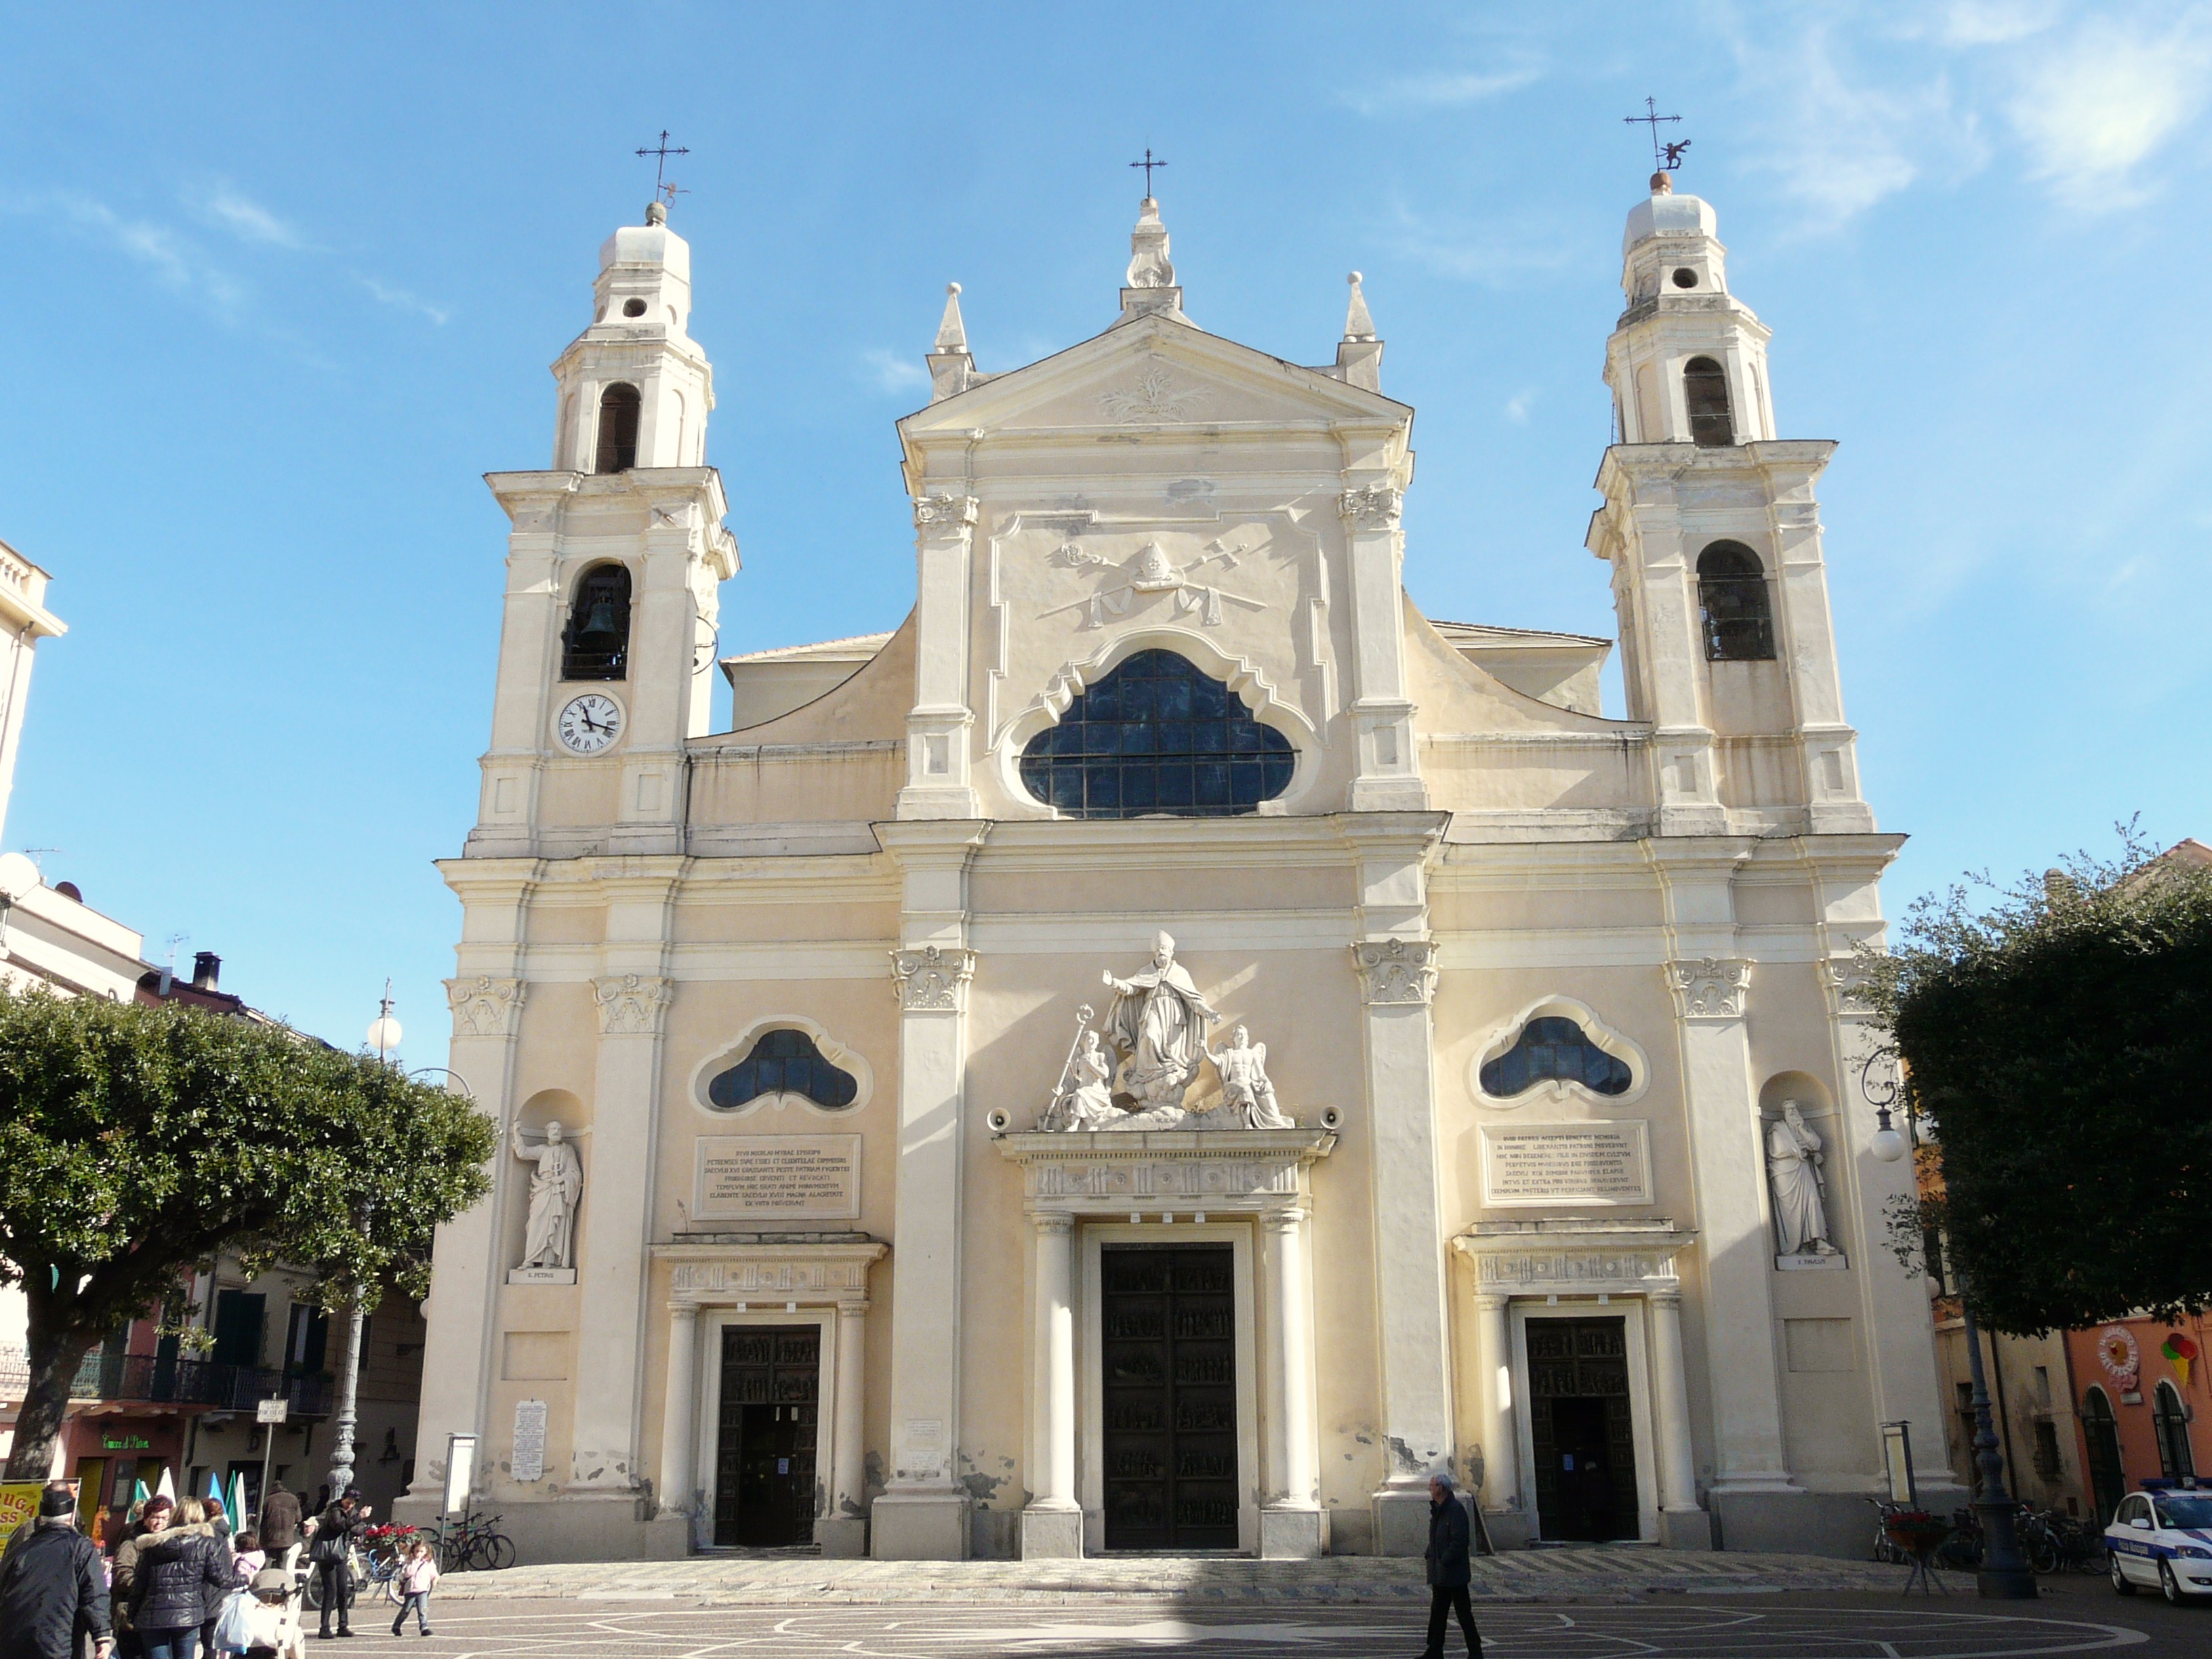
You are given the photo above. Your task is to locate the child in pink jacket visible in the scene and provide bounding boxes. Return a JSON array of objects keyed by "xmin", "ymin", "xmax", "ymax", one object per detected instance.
[{"xmin": 390, "ymin": 1536, "xmax": 440, "ymax": 1637}]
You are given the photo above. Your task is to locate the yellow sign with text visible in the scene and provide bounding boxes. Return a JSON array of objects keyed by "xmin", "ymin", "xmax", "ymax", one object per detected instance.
[{"xmin": 0, "ymin": 1481, "xmax": 46, "ymax": 1542}]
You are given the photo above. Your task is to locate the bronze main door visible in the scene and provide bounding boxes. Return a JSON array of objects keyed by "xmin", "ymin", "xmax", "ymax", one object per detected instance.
[
  {"xmin": 1101, "ymin": 1244, "xmax": 1238, "ymax": 1551},
  {"xmin": 1528, "ymin": 1316, "xmax": 1639, "ymax": 1542},
  {"xmin": 714, "ymin": 1326, "xmax": 819, "ymax": 1548}
]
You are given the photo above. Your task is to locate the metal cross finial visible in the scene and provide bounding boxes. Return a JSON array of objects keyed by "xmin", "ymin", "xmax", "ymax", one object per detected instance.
[
  {"xmin": 1624, "ymin": 97, "xmax": 1687, "ymax": 169},
  {"xmin": 636, "ymin": 129, "xmax": 690, "ymax": 193},
  {"xmin": 1129, "ymin": 147, "xmax": 1168, "ymax": 197}
]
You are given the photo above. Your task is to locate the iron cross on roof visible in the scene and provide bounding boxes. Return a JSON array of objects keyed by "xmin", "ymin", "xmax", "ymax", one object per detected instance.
[
  {"xmin": 636, "ymin": 129, "xmax": 691, "ymax": 203},
  {"xmin": 1129, "ymin": 148, "xmax": 1168, "ymax": 196},
  {"xmin": 1624, "ymin": 98, "xmax": 1689, "ymax": 170}
]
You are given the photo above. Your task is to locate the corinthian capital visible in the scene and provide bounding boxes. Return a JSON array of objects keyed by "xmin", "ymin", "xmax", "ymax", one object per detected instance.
[
  {"xmin": 891, "ymin": 944, "xmax": 977, "ymax": 1012},
  {"xmin": 913, "ymin": 492, "xmax": 979, "ymax": 532},
  {"xmin": 592, "ymin": 973, "xmax": 674, "ymax": 1036},
  {"xmin": 1666, "ymin": 958, "xmax": 1749, "ymax": 1021},
  {"xmin": 1339, "ymin": 484, "xmax": 1403, "ymax": 530},
  {"xmin": 446, "ymin": 975, "xmax": 527, "ymax": 1040},
  {"xmin": 1351, "ymin": 938, "xmax": 1437, "ymax": 1006}
]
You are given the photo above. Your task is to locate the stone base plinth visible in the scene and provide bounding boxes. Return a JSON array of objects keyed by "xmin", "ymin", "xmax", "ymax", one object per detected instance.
[
  {"xmin": 1258, "ymin": 1505, "xmax": 1326, "ymax": 1559},
  {"xmin": 1479, "ymin": 1508, "xmax": 1533, "ymax": 1551},
  {"xmin": 816, "ymin": 1517, "xmax": 867, "ymax": 1558},
  {"xmin": 871, "ymin": 1489, "xmax": 972, "ymax": 1560},
  {"xmin": 1659, "ymin": 1507, "xmax": 1713, "ymax": 1551},
  {"xmin": 391, "ymin": 1492, "xmax": 684, "ymax": 1562},
  {"xmin": 1019, "ymin": 1505, "xmax": 1084, "ymax": 1559},
  {"xmin": 1372, "ymin": 1488, "xmax": 1432, "ymax": 1557}
]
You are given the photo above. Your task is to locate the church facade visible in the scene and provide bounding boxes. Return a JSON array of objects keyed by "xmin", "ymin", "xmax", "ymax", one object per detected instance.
[{"xmin": 398, "ymin": 175, "xmax": 1961, "ymax": 1563}]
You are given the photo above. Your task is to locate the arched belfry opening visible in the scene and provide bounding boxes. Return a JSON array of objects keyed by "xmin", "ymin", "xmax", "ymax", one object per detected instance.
[
  {"xmin": 1018, "ymin": 649, "xmax": 1293, "ymax": 819},
  {"xmin": 1696, "ymin": 541, "xmax": 1775, "ymax": 661},
  {"xmin": 594, "ymin": 382, "xmax": 642, "ymax": 473},
  {"xmin": 562, "ymin": 562, "xmax": 632, "ymax": 680},
  {"xmin": 1683, "ymin": 356, "xmax": 1734, "ymax": 447}
]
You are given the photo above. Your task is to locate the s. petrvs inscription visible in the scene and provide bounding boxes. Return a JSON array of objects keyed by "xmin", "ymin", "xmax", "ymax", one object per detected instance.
[
  {"xmin": 694, "ymin": 1135, "xmax": 861, "ymax": 1222},
  {"xmin": 1480, "ymin": 1122, "xmax": 1651, "ymax": 1207}
]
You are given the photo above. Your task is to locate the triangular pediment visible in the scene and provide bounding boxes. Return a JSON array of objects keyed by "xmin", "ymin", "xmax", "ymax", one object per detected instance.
[{"xmin": 899, "ymin": 312, "xmax": 1408, "ymax": 440}]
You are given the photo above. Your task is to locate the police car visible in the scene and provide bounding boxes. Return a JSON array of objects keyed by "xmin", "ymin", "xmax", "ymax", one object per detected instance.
[{"xmin": 2107, "ymin": 1479, "xmax": 2212, "ymax": 1603}]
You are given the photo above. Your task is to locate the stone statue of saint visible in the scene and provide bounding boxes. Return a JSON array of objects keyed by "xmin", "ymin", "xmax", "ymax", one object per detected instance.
[
  {"xmin": 1102, "ymin": 930, "xmax": 1218, "ymax": 1109},
  {"xmin": 1043, "ymin": 1029, "xmax": 1120, "ymax": 1132},
  {"xmin": 1767, "ymin": 1101, "xmax": 1838, "ymax": 1256},
  {"xmin": 512, "ymin": 1119, "xmax": 584, "ymax": 1270},
  {"xmin": 1204, "ymin": 1025, "xmax": 1293, "ymax": 1128}
]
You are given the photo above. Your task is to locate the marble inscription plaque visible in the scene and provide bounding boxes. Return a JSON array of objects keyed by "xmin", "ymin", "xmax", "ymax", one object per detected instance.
[
  {"xmin": 511, "ymin": 1397, "xmax": 548, "ymax": 1483},
  {"xmin": 694, "ymin": 1134, "xmax": 862, "ymax": 1222},
  {"xmin": 1480, "ymin": 1122, "xmax": 1651, "ymax": 1208}
]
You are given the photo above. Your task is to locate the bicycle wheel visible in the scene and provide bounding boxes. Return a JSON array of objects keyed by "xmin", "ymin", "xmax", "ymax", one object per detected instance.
[
  {"xmin": 2031, "ymin": 1539, "xmax": 2062, "ymax": 1575},
  {"xmin": 476, "ymin": 1532, "xmax": 516, "ymax": 1572}
]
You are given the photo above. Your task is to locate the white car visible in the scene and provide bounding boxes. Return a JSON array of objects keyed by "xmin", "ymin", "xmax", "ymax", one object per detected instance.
[{"xmin": 2106, "ymin": 1486, "xmax": 2212, "ymax": 1603}]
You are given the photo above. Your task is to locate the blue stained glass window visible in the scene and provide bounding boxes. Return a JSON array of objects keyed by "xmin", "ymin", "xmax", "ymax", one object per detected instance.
[
  {"xmin": 1019, "ymin": 650, "xmax": 1294, "ymax": 819},
  {"xmin": 1479, "ymin": 1016, "xmax": 1633, "ymax": 1098},
  {"xmin": 707, "ymin": 1028, "xmax": 859, "ymax": 1111}
]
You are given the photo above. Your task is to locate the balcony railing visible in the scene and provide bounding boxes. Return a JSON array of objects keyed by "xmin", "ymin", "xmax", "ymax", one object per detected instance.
[{"xmin": 66, "ymin": 1351, "xmax": 331, "ymax": 1416}]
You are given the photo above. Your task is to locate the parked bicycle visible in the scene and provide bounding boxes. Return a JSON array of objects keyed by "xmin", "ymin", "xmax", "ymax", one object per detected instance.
[
  {"xmin": 437, "ymin": 1505, "xmax": 517, "ymax": 1572},
  {"xmin": 2019, "ymin": 1507, "xmax": 2107, "ymax": 1574}
]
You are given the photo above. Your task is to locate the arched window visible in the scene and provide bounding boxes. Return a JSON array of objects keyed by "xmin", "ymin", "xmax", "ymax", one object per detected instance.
[
  {"xmin": 706, "ymin": 1028, "xmax": 859, "ymax": 1111},
  {"xmin": 594, "ymin": 382, "xmax": 641, "ymax": 473},
  {"xmin": 1696, "ymin": 541, "xmax": 1775, "ymax": 661},
  {"xmin": 561, "ymin": 563, "xmax": 631, "ymax": 681},
  {"xmin": 2154, "ymin": 1380, "xmax": 2196, "ymax": 1479},
  {"xmin": 1018, "ymin": 649, "xmax": 1294, "ymax": 819},
  {"xmin": 1478, "ymin": 1015, "xmax": 1633, "ymax": 1099},
  {"xmin": 2082, "ymin": 1387, "xmax": 2125, "ymax": 1525},
  {"xmin": 1683, "ymin": 356, "xmax": 1734, "ymax": 447}
]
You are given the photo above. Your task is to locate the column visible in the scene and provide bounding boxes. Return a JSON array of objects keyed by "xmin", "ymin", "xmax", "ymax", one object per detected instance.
[
  {"xmin": 1345, "ymin": 816, "xmax": 1456, "ymax": 1557},
  {"xmin": 1471, "ymin": 1292, "xmax": 1523, "ymax": 1539},
  {"xmin": 1646, "ymin": 1285, "xmax": 1709, "ymax": 1550},
  {"xmin": 897, "ymin": 491, "xmax": 981, "ymax": 819},
  {"xmin": 1337, "ymin": 478, "xmax": 1426, "ymax": 811},
  {"xmin": 823, "ymin": 1298, "xmax": 871, "ymax": 1558},
  {"xmin": 1259, "ymin": 1208, "xmax": 1323, "ymax": 1559},
  {"xmin": 569, "ymin": 875, "xmax": 678, "ymax": 1501},
  {"xmin": 1021, "ymin": 1212, "xmax": 1081, "ymax": 1559},
  {"xmin": 873, "ymin": 821, "xmax": 986, "ymax": 1559},
  {"xmin": 655, "ymin": 1305, "xmax": 699, "ymax": 1530}
]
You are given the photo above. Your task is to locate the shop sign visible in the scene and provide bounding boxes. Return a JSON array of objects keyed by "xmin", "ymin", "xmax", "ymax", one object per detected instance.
[{"xmin": 100, "ymin": 1435, "xmax": 151, "ymax": 1451}]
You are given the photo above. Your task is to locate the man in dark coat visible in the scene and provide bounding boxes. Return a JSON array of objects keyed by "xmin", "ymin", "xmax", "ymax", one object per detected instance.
[
  {"xmin": 1422, "ymin": 1471, "xmax": 1481, "ymax": 1659},
  {"xmin": 0, "ymin": 1483, "xmax": 114, "ymax": 1659},
  {"xmin": 259, "ymin": 1479, "xmax": 303, "ymax": 1582}
]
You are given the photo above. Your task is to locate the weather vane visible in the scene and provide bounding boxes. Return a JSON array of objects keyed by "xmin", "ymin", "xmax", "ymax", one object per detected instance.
[
  {"xmin": 1624, "ymin": 98, "xmax": 1689, "ymax": 171},
  {"xmin": 1129, "ymin": 147, "xmax": 1168, "ymax": 196},
  {"xmin": 636, "ymin": 130, "xmax": 690, "ymax": 199}
]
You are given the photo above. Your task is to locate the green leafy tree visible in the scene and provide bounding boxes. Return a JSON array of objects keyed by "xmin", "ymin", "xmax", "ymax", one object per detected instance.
[
  {"xmin": 0, "ymin": 987, "xmax": 494, "ymax": 1479},
  {"xmin": 1869, "ymin": 831, "xmax": 2212, "ymax": 1335}
]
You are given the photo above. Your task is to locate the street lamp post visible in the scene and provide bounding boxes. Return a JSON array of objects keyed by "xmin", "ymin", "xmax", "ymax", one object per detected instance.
[
  {"xmin": 1864, "ymin": 1044, "xmax": 2036, "ymax": 1599},
  {"xmin": 329, "ymin": 987, "xmax": 403, "ymax": 1504}
]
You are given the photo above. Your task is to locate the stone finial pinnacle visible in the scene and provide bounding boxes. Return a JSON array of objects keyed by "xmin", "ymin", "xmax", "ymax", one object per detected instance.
[
  {"xmin": 646, "ymin": 199, "xmax": 668, "ymax": 226},
  {"xmin": 1343, "ymin": 271, "xmax": 1377, "ymax": 343},
  {"xmin": 1650, "ymin": 171, "xmax": 1673, "ymax": 196},
  {"xmin": 935, "ymin": 282, "xmax": 968, "ymax": 353},
  {"xmin": 1126, "ymin": 197, "xmax": 1176, "ymax": 290}
]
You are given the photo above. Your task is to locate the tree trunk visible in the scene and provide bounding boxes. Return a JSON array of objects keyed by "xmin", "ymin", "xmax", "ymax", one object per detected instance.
[{"xmin": 3, "ymin": 1300, "xmax": 96, "ymax": 1481}]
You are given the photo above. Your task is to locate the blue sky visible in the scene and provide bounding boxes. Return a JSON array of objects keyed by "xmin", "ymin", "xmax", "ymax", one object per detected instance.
[{"xmin": 1, "ymin": 3, "xmax": 2206, "ymax": 1059}]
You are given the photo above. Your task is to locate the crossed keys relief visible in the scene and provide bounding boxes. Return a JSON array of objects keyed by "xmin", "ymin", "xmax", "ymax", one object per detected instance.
[{"xmin": 1038, "ymin": 537, "xmax": 1269, "ymax": 630}]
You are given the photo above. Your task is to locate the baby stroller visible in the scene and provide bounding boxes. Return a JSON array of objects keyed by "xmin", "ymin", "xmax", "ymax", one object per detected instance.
[{"xmin": 210, "ymin": 1565, "xmax": 308, "ymax": 1659}]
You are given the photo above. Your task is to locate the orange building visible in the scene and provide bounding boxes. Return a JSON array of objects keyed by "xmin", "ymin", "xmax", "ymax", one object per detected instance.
[{"xmin": 2068, "ymin": 1315, "xmax": 2212, "ymax": 1523}]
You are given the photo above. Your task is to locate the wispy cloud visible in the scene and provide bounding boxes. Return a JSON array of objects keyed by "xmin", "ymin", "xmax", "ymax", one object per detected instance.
[
  {"xmin": 191, "ymin": 182, "xmax": 310, "ymax": 250},
  {"xmin": 860, "ymin": 348, "xmax": 929, "ymax": 395},
  {"xmin": 1382, "ymin": 196, "xmax": 1578, "ymax": 287},
  {"xmin": 41, "ymin": 194, "xmax": 245, "ymax": 310},
  {"xmin": 1919, "ymin": 0, "xmax": 2062, "ymax": 47},
  {"xmin": 1727, "ymin": 20, "xmax": 1988, "ymax": 230},
  {"xmin": 2005, "ymin": 16, "xmax": 2212, "ymax": 208},
  {"xmin": 1341, "ymin": 57, "xmax": 1544, "ymax": 117},
  {"xmin": 357, "ymin": 274, "xmax": 451, "ymax": 325},
  {"xmin": 1504, "ymin": 389, "xmax": 1536, "ymax": 425}
]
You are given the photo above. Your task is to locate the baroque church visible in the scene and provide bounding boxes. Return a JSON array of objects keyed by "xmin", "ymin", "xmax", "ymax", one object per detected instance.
[{"xmin": 397, "ymin": 170, "xmax": 1961, "ymax": 1562}]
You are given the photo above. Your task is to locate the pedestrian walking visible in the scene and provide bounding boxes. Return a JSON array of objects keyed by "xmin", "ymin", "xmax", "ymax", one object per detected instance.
[
  {"xmin": 112, "ymin": 1495, "xmax": 173, "ymax": 1659},
  {"xmin": 254, "ymin": 1487, "xmax": 301, "ymax": 1580},
  {"xmin": 1420, "ymin": 1471, "xmax": 1482, "ymax": 1659},
  {"xmin": 387, "ymin": 1536, "xmax": 438, "ymax": 1639},
  {"xmin": 129, "ymin": 1498, "xmax": 232, "ymax": 1659},
  {"xmin": 0, "ymin": 1482, "xmax": 113, "ymax": 1659},
  {"xmin": 306, "ymin": 1494, "xmax": 366, "ymax": 1640}
]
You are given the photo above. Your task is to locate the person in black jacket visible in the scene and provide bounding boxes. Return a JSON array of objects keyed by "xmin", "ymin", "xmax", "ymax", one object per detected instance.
[
  {"xmin": 1421, "ymin": 1471, "xmax": 1481, "ymax": 1659},
  {"xmin": 0, "ymin": 1483, "xmax": 112, "ymax": 1659},
  {"xmin": 129, "ymin": 1500, "xmax": 230, "ymax": 1659},
  {"xmin": 308, "ymin": 1492, "xmax": 369, "ymax": 1639}
]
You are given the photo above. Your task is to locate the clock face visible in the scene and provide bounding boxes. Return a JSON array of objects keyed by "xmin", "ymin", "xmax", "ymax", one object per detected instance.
[{"xmin": 556, "ymin": 693, "xmax": 624, "ymax": 755}]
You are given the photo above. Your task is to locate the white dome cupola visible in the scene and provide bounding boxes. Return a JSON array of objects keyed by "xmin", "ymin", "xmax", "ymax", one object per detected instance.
[{"xmin": 550, "ymin": 199, "xmax": 714, "ymax": 472}]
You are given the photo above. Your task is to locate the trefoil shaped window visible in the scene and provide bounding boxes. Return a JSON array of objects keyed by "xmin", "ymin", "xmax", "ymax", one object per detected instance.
[
  {"xmin": 1479, "ymin": 1016, "xmax": 1633, "ymax": 1099},
  {"xmin": 1019, "ymin": 649, "xmax": 1293, "ymax": 819},
  {"xmin": 707, "ymin": 1028, "xmax": 859, "ymax": 1112}
]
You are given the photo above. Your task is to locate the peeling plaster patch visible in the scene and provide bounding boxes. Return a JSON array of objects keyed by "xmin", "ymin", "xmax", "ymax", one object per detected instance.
[
  {"xmin": 863, "ymin": 1450, "xmax": 886, "ymax": 1498},
  {"xmin": 961, "ymin": 1470, "xmax": 1004, "ymax": 1502},
  {"xmin": 1386, "ymin": 1435, "xmax": 1421, "ymax": 1473}
]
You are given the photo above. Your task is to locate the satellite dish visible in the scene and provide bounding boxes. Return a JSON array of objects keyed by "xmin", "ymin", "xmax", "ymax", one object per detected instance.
[{"xmin": 0, "ymin": 853, "xmax": 41, "ymax": 902}]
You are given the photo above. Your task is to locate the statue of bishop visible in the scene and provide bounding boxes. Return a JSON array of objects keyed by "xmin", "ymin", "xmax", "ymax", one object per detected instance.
[{"xmin": 1102, "ymin": 930, "xmax": 1218, "ymax": 1109}]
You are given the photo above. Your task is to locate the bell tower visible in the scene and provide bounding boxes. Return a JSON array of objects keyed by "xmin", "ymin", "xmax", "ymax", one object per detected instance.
[
  {"xmin": 1586, "ymin": 174, "xmax": 1871, "ymax": 836},
  {"xmin": 468, "ymin": 200, "xmax": 739, "ymax": 859}
]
